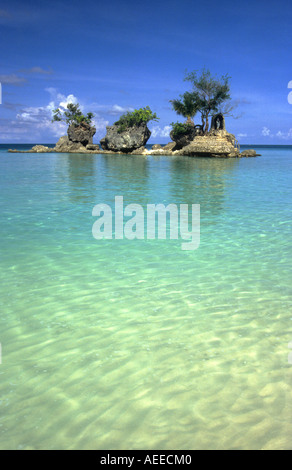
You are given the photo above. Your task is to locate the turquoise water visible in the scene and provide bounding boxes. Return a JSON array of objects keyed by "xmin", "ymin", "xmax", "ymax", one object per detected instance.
[{"xmin": 0, "ymin": 145, "xmax": 291, "ymax": 449}]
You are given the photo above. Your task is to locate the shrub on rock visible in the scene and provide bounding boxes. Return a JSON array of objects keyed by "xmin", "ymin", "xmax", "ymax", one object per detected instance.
[{"xmin": 100, "ymin": 107, "xmax": 159, "ymax": 153}]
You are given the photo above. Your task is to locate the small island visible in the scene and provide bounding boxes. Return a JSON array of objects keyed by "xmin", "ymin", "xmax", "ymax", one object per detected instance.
[{"xmin": 9, "ymin": 70, "xmax": 260, "ymax": 158}]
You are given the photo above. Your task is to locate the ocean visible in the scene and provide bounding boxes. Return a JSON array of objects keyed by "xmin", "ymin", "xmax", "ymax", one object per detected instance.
[{"xmin": 0, "ymin": 144, "xmax": 291, "ymax": 449}]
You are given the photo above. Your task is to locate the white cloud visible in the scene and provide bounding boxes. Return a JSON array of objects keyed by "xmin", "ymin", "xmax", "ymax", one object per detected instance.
[
  {"xmin": 19, "ymin": 66, "xmax": 53, "ymax": 75},
  {"xmin": 108, "ymin": 104, "xmax": 133, "ymax": 115},
  {"xmin": 45, "ymin": 88, "xmax": 79, "ymax": 111},
  {"xmin": 0, "ymin": 120, "xmax": 32, "ymax": 141},
  {"xmin": 260, "ymin": 127, "xmax": 292, "ymax": 141},
  {"xmin": 260, "ymin": 126, "xmax": 292, "ymax": 141},
  {"xmin": 0, "ymin": 74, "xmax": 26, "ymax": 85},
  {"xmin": 92, "ymin": 117, "xmax": 109, "ymax": 134},
  {"xmin": 2, "ymin": 88, "xmax": 135, "ymax": 141},
  {"xmin": 14, "ymin": 89, "xmax": 110, "ymax": 140},
  {"xmin": 237, "ymin": 133, "xmax": 247, "ymax": 138},
  {"xmin": 59, "ymin": 95, "xmax": 78, "ymax": 111},
  {"xmin": 150, "ymin": 125, "xmax": 172, "ymax": 139},
  {"xmin": 262, "ymin": 126, "xmax": 272, "ymax": 137},
  {"xmin": 90, "ymin": 103, "xmax": 134, "ymax": 116},
  {"xmin": 15, "ymin": 90, "xmax": 75, "ymax": 137},
  {"xmin": 275, "ymin": 128, "xmax": 292, "ymax": 140}
]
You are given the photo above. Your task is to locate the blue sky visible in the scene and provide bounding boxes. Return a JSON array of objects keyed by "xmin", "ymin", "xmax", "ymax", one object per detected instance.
[{"xmin": 0, "ymin": 0, "xmax": 292, "ymax": 144}]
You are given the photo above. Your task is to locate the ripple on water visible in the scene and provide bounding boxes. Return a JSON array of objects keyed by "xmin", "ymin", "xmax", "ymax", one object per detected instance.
[{"xmin": 0, "ymin": 148, "xmax": 291, "ymax": 449}]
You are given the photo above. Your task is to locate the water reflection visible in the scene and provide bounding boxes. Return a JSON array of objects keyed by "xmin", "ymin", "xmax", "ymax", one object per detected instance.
[
  {"xmin": 66, "ymin": 154, "xmax": 96, "ymax": 201},
  {"xmin": 100, "ymin": 153, "xmax": 150, "ymax": 206},
  {"xmin": 169, "ymin": 156, "xmax": 239, "ymax": 219},
  {"xmin": 56, "ymin": 152, "xmax": 240, "ymax": 222},
  {"xmin": 53, "ymin": 153, "xmax": 98, "ymax": 204}
]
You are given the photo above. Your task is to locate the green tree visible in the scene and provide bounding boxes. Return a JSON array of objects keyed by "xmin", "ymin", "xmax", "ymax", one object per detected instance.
[
  {"xmin": 52, "ymin": 103, "xmax": 94, "ymax": 126},
  {"xmin": 170, "ymin": 91, "xmax": 199, "ymax": 123},
  {"xmin": 170, "ymin": 121, "xmax": 195, "ymax": 139},
  {"xmin": 184, "ymin": 69, "xmax": 231, "ymax": 134},
  {"xmin": 114, "ymin": 106, "xmax": 159, "ymax": 133}
]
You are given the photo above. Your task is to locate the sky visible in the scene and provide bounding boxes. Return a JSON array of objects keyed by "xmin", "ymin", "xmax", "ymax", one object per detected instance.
[{"xmin": 0, "ymin": 0, "xmax": 292, "ymax": 144}]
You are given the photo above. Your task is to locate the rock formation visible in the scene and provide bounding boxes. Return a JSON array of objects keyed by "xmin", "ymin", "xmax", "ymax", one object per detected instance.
[
  {"xmin": 53, "ymin": 122, "xmax": 97, "ymax": 153},
  {"xmin": 163, "ymin": 142, "xmax": 176, "ymax": 151},
  {"xmin": 67, "ymin": 122, "xmax": 96, "ymax": 146},
  {"xmin": 147, "ymin": 114, "xmax": 240, "ymax": 157},
  {"xmin": 240, "ymin": 149, "xmax": 260, "ymax": 157},
  {"xmin": 100, "ymin": 122, "xmax": 151, "ymax": 152},
  {"xmin": 29, "ymin": 145, "xmax": 54, "ymax": 153},
  {"xmin": 155, "ymin": 112, "xmax": 251, "ymax": 157},
  {"xmin": 9, "ymin": 111, "xmax": 260, "ymax": 158},
  {"xmin": 86, "ymin": 144, "xmax": 100, "ymax": 151},
  {"xmin": 170, "ymin": 124, "xmax": 204, "ymax": 150},
  {"xmin": 170, "ymin": 121, "xmax": 194, "ymax": 150},
  {"xmin": 175, "ymin": 133, "xmax": 240, "ymax": 157},
  {"xmin": 54, "ymin": 136, "xmax": 84, "ymax": 152}
]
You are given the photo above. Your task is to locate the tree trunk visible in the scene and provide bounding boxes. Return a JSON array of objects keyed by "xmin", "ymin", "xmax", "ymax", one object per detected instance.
[
  {"xmin": 204, "ymin": 113, "xmax": 209, "ymax": 134},
  {"xmin": 186, "ymin": 116, "xmax": 195, "ymax": 126}
]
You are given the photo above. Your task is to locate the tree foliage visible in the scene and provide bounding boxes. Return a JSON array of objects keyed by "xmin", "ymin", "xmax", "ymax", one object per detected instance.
[
  {"xmin": 114, "ymin": 106, "xmax": 159, "ymax": 133},
  {"xmin": 185, "ymin": 68, "xmax": 231, "ymax": 133},
  {"xmin": 52, "ymin": 103, "xmax": 94, "ymax": 126},
  {"xmin": 171, "ymin": 69, "xmax": 232, "ymax": 134},
  {"xmin": 170, "ymin": 92, "xmax": 200, "ymax": 121},
  {"xmin": 170, "ymin": 121, "xmax": 194, "ymax": 139}
]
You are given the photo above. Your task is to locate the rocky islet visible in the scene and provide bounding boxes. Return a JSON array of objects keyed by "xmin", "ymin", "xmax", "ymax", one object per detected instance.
[{"xmin": 9, "ymin": 112, "xmax": 260, "ymax": 158}]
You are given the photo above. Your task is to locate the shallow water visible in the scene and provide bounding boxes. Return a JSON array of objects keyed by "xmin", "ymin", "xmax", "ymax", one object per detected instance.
[{"xmin": 0, "ymin": 145, "xmax": 291, "ymax": 449}]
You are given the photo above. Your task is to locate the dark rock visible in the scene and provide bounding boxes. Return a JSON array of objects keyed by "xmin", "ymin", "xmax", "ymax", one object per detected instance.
[
  {"xmin": 170, "ymin": 122, "xmax": 204, "ymax": 150},
  {"xmin": 67, "ymin": 122, "xmax": 96, "ymax": 146},
  {"xmin": 100, "ymin": 123, "xmax": 151, "ymax": 152},
  {"xmin": 170, "ymin": 121, "xmax": 195, "ymax": 150},
  {"xmin": 170, "ymin": 129, "xmax": 196, "ymax": 150},
  {"xmin": 53, "ymin": 121, "xmax": 97, "ymax": 153}
]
